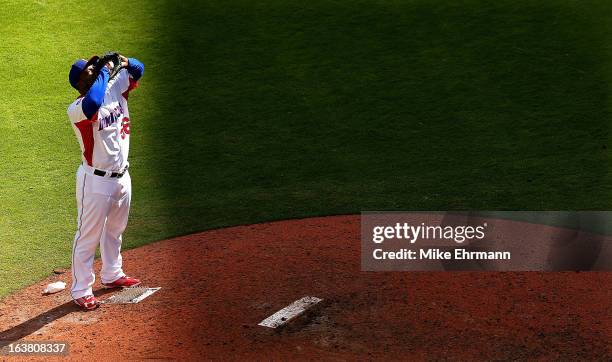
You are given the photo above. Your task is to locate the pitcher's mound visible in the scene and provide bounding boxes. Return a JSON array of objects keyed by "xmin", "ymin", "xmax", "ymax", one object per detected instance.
[{"xmin": 0, "ymin": 215, "xmax": 610, "ymax": 360}]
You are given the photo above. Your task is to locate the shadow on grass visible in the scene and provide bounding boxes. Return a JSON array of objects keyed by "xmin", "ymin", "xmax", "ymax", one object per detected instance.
[{"xmin": 132, "ymin": 1, "xmax": 612, "ymax": 244}]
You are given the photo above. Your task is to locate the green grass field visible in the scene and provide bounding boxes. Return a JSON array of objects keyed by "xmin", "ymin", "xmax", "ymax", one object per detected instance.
[{"xmin": 1, "ymin": 0, "xmax": 612, "ymax": 297}]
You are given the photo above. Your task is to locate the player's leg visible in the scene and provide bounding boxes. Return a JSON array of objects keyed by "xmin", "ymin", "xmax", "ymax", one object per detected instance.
[
  {"xmin": 100, "ymin": 172, "xmax": 131, "ymax": 284},
  {"xmin": 71, "ymin": 168, "xmax": 112, "ymax": 299}
]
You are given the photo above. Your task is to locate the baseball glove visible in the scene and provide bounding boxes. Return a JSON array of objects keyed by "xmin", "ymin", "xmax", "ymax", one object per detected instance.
[{"xmin": 98, "ymin": 51, "xmax": 123, "ymax": 80}]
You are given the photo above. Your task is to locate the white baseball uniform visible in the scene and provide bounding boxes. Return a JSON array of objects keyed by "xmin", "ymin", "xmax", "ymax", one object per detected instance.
[{"xmin": 67, "ymin": 68, "xmax": 139, "ymax": 299}]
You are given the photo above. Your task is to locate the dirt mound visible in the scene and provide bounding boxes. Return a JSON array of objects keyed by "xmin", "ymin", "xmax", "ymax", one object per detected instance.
[{"xmin": 0, "ymin": 215, "xmax": 610, "ymax": 360}]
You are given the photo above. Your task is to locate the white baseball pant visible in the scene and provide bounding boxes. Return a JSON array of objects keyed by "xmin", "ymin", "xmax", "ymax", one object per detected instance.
[{"xmin": 71, "ymin": 164, "xmax": 131, "ymax": 299}]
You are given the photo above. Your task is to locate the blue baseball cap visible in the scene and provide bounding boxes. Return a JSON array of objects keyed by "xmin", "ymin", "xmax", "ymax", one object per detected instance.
[{"xmin": 68, "ymin": 56, "xmax": 99, "ymax": 90}]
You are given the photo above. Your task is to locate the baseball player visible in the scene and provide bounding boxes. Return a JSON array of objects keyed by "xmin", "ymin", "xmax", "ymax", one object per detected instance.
[{"xmin": 67, "ymin": 53, "xmax": 144, "ymax": 310}]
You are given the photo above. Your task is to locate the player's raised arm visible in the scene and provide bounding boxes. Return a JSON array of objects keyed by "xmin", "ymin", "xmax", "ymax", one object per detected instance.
[
  {"xmin": 126, "ymin": 57, "xmax": 144, "ymax": 81},
  {"xmin": 81, "ymin": 67, "xmax": 110, "ymax": 119}
]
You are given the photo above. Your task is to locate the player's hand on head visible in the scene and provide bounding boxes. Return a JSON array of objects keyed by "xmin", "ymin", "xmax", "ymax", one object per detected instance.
[{"xmin": 118, "ymin": 54, "xmax": 129, "ymax": 68}]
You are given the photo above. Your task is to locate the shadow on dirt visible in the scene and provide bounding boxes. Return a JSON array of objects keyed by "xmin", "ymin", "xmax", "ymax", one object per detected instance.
[{"xmin": 0, "ymin": 288, "xmax": 115, "ymax": 348}]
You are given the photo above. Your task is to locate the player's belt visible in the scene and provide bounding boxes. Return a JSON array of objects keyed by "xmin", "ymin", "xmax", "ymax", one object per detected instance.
[
  {"xmin": 81, "ymin": 163, "xmax": 129, "ymax": 178},
  {"xmin": 93, "ymin": 169, "xmax": 125, "ymax": 178}
]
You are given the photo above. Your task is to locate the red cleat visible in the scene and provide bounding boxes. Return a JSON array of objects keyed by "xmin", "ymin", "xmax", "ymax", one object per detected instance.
[
  {"xmin": 102, "ymin": 276, "xmax": 141, "ymax": 289},
  {"xmin": 74, "ymin": 295, "xmax": 100, "ymax": 311}
]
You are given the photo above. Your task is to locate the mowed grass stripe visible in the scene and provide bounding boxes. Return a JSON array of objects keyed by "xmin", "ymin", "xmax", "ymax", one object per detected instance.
[{"xmin": 0, "ymin": 0, "xmax": 157, "ymax": 297}]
